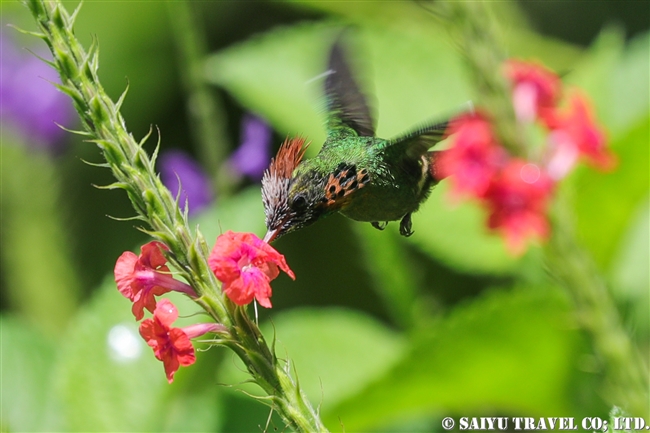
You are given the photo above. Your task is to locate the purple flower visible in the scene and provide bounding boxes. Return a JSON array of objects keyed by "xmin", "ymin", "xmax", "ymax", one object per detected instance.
[
  {"xmin": 1, "ymin": 28, "xmax": 74, "ymax": 154},
  {"xmin": 229, "ymin": 113, "xmax": 272, "ymax": 180},
  {"xmin": 159, "ymin": 150, "xmax": 214, "ymax": 216}
]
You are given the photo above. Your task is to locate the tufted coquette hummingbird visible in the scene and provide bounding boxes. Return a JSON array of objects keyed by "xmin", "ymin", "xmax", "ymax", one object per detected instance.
[{"xmin": 261, "ymin": 37, "xmax": 452, "ymax": 243}]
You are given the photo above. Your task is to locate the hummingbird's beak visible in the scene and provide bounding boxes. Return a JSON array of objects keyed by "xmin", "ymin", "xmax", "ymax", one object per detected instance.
[{"xmin": 263, "ymin": 229, "xmax": 278, "ymax": 244}]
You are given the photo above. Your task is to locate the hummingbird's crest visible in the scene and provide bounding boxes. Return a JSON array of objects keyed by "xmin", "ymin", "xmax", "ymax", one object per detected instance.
[
  {"xmin": 261, "ymin": 137, "xmax": 309, "ymax": 242},
  {"xmin": 267, "ymin": 136, "xmax": 309, "ymax": 180}
]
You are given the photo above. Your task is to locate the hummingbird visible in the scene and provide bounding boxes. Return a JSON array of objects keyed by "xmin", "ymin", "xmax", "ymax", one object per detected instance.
[{"xmin": 261, "ymin": 37, "xmax": 451, "ymax": 243}]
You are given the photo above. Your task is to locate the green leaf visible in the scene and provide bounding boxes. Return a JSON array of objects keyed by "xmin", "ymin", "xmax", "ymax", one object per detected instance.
[
  {"xmin": 609, "ymin": 32, "xmax": 650, "ymax": 134},
  {"xmin": 205, "ymin": 22, "xmax": 334, "ymax": 148},
  {"xmin": 567, "ymin": 29, "xmax": 649, "ymax": 135},
  {"xmin": 53, "ymin": 277, "xmax": 222, "ymax": 432},
  {"xmin": 284, "ymin": 0, "xmax": 583, "ymax": 74},
  {"xmin": 408, "ymin": 181, "xmax": 519, "ymax": 274},
  {"xmin": 219, "ymin": 308, "xmax": 406, "ymax": 417},
  {"xmin": 572, "ymin": 118, "xmax": 650, "ymax": 268},
  {"xmin": 0, "ymin": 315, "xmax": 63, "ymax": 432},
  {"xmin": 557, "ymin": 30, "xmax": 650, "ymax": 269},
  {"xmin": 564, "ymin": 30, "xmax": 649, "ymax": 269},
  {"xmin": 322, "ymin": 288, "xmax": 580, "ymax": 431},
  {"xmin": 609, "ymin": 198, "xmax": 650, "ymax": 342}
]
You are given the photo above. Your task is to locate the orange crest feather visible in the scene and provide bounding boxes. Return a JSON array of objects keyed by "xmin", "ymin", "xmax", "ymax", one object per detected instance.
[{"xmin": 269, "ymin": 137, "xmax": 309, "ymax": 179}]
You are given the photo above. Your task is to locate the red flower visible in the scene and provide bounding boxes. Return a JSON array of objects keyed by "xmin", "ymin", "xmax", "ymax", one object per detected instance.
[
  {"xmin": 505, "ymin": 60, "xmax": 561, "ymax": 125},
  {"xmin": 483, "ymin": 160, "xmax": 555, "ymax": 254},
  {"xmin": 437, "ymin": 112, "xmax": 508, "ymax": 199},
  {"xmin": 114, "ymin": 241, "xmax": 196, "ymax": 320},
  {"xmin": 139, "ymin": 299, "xmax": 224, "ymax": 383},
  {"xmin": 208, "ymin": 231, "xmax": 295, "ymax": 308},
  {"xmin": 545, "ymin": 92, "xmax": 615, "ymax": 178}
]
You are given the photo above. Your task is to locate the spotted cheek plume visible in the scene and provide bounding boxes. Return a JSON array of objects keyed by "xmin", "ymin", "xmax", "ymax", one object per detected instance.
[{"xmin": 322, "ymin": 163, "xmax": 370, "ymax": 208}]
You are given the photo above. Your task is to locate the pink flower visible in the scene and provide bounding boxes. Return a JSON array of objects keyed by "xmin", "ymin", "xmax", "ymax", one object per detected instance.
[
  {"xmin": 208, "ymin": 231, "xmax": 295, "ymax": 308},
  {"xmin": 483, "ymin": 160, "xmax": 555, "ymax": 254},
  {"xmin": 505, "ymin": 60, "xmax": 560, "ymax": 125},
  {"xmin": 545, "ymin": 92, "xmax": 615, "ymax": 178},
  {"xmin": 114, "ymin": 241, "xmax": 196, "ymax": 320},
  {"xmin": 139, "ymin": 299, "xmax": 225, "ymax": 383},
  {"xmin": 437, "ymin": 112, "xmax": 508, "ymax": 199}
]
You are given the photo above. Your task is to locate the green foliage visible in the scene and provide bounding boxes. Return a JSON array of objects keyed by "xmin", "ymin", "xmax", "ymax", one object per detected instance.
[
  {"xmin": 0, "ymin": 141, "xmax": 80, "ymax": 335},
  {"xmin": 26, "ymin": 277, "xmax": 221, "ymax": 432},
  {"xmin": 411, "ymin": 182, "xmax": 519, "ymax": 274},
  {"xmin": 566, "ymin": 30, "xmax": 650, "ymax": 269},
  {"xmin": 0, "ymin": 316, "xmax": 62, "ymax": 432},
  {"xmin": 219, "ymin": 308, "xmax": 406, "ymax": 410},
  {"xmin": 54, "ymin": 277, "xmax": 173, "ymax": 431},
  {"xmin": 3, "ymin": 0, "xmax": 648, "ymax": 430},
  {"xmin": 194, "ymin": 185, "xmax": 266, "ymax": 238},
  {"xmin": 322, "ymin": 288, "xmax": 580, "ymax": 431},
  {"xmin": 352, "ymin": 224, "xmax": 422, "ymax": 328},
  {"xmin": 572, "ymin": 118, "xmax": 650, "ymax": 269}
]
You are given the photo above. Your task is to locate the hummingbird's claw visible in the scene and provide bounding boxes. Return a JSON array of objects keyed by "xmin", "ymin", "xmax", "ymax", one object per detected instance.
[
  {"xmin": 371, "ymin": 221, "xmax": 388, "ymax": 231},
  {"xmin": 399, "ymin": 213, "xmax": 414, "ymax": 237}
]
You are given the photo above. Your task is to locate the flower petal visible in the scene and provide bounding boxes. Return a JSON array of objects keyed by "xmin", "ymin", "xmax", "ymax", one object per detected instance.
[
  {"xmin": 140, "ymin": 241, "xmax": 170, "ymax": 271},
  {"xmin": 438, "ymin": 112, "xmax": 507, "ymax": 199},
  {"xmin": 114, "ymin": 251, "xmax": 138, "ymax": 300},
  {"xmin": 154, "ymin": 298, "xmax": 179, "ymax": 327},
  {"xmin": 209, "ymin": 231, "xmax": 293, "ymax": 307},
  {"xmin": 138, "ymin": 299, "xmax": 199, "ymax": 383},
  {"xmin": 483, "ymin": 160, "xmax": 554, "ymax": 254}
]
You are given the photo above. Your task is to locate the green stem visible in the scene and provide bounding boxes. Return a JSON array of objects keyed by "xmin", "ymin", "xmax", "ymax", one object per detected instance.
[
  {"xmin": 23, "ymin": 1, "xmax": 327, "ymax": 430},
  {"xmin": 545, "ymin": 201, "xmax": 649, "ymax": 418},
  {"xmin": 166, "ymin": 0, "xmax": 234, "ymax": 196},
  {"xmin": 433, "ymin": 1, "xmax": 524, "ymax": 157},
  {"xmin": 437, "ymin": 0, "xmax": 648, "ymax": 417}
]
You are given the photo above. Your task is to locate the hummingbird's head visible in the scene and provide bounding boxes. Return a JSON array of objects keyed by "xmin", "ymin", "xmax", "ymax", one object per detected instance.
[{"xmin": 262, "ymin": 137, "xmax": 328, "ymax": 242}]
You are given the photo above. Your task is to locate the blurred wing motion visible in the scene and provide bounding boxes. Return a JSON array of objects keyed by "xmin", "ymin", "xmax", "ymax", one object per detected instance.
[{"xmin": 325, "ymin": 38, "xmax": 375, "ymax": 138}]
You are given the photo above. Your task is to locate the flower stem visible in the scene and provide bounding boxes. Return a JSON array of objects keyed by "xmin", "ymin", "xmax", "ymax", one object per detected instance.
[
  {"xmin": 432, "ymin": 1, "xmax": 524, "ymax": 157},
  {"xmin": 166, "ymin": 0, "xmax": 234, "ymax": 196},
  {"xmin": 23, "ymin": 1, "xmax": 327, "ymax": 430},
  {"xmin": 545, "ymin": 200, "xmax": 649, "ymax": 418},
  {"xmin": 435, "ymin": 0, "xmax": 648, "ymax": 416}
]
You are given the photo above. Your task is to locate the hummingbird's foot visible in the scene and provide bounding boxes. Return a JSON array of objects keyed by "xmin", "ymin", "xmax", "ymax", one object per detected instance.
[
  {"xmin": 371, "ymin": 221, "xmax": 388, "ymax": 231},
  {"xmin": 399, "ymin": 213, "xmax": 414, "ymax": 237}
]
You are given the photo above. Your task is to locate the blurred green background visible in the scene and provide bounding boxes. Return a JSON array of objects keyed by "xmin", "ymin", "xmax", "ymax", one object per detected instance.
[{"xmin": 1, "ymin": 1, "xmax": 648, "ymax": 432}]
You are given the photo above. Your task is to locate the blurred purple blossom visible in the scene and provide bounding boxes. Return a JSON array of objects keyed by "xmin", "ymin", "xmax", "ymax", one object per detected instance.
[
  {"xmin": 229, "ymin": 113, "xmax": 272, "ymax": 180},
  {"xmin": 1, "ymin": 29, "xmax": 74, "ymax": 154},
  {"xmin": 159, "ymin": 150, "xmax": 214, "ymax": 216}
]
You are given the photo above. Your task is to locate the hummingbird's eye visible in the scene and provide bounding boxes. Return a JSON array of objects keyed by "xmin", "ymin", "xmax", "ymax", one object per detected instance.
[{"xmin": 291, "ymin": 194, "xmax": 308, "ymax": 211}]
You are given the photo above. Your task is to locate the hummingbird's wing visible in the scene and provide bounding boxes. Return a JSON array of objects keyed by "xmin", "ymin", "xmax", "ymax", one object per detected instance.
[
  {"xmin": 387, "ymin": 120, "xmax": 449, "ymax": 159},
  {"xmin": 324, "ymin": 39, "xmax": 375, "ymax": 139}
]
